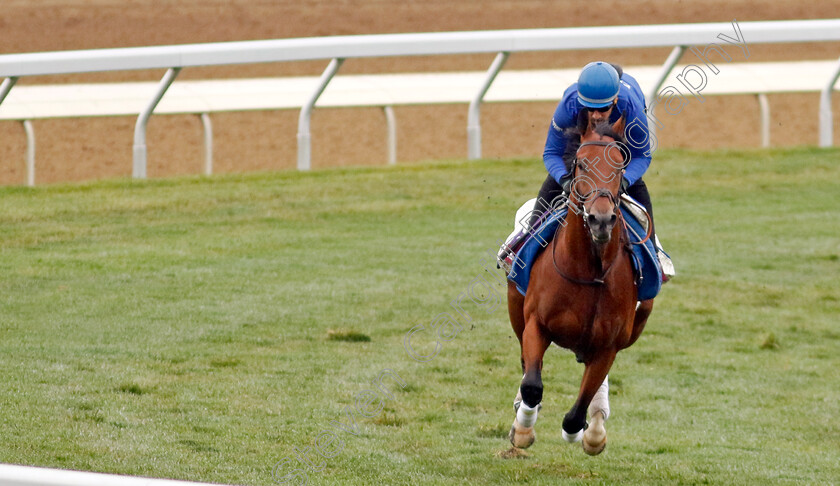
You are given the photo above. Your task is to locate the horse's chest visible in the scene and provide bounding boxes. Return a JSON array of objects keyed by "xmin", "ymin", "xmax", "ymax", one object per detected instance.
[{"xmin": 536, "ymin": 286, "xmax": 627, "ymax": 330}]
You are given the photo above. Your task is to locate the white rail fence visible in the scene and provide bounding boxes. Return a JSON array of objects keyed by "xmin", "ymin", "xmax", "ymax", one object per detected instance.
[
  {"xmin": 2, "ymin": 60, "xmax": 839, "ymax": 185},
  {"xmin": 0, "ymin": 464, "xmax": 237, "ymax": 486},
  {"xmin": 0, "ymin": 19, "xmax": 839, "ymax": 187},
  {"xmin": 0, "ymin": 19, "xmax": 840, "ymax": 486}
]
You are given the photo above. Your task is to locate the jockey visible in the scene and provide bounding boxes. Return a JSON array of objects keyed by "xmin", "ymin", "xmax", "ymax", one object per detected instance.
[{"xmin": 500, "ymin": 61, "xmax": 675, "ymax": 279}]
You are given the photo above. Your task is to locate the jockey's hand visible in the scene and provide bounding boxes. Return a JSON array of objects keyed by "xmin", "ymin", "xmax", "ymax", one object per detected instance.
[
  {"xmin": 559, "ymin": 173, "xmax": 574, "ymax": 195},
  {"xmin": 620, "ymin": 177, "xmax": 630, "ymax": 194}
]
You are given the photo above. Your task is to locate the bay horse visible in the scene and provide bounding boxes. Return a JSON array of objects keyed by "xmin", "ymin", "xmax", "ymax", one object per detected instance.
[{"xmin": 507, "ymin": 114, "xmax": 654, "ymax": 455}]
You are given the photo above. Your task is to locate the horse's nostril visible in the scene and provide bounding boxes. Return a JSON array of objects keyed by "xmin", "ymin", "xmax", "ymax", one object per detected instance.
[
  {"xmin": 610, "ymin": 214, "xmax": 617, "ymax": 224},
  {"xmin": 587, "ymin": 214, "xmax": 597, "ymax": 225}
]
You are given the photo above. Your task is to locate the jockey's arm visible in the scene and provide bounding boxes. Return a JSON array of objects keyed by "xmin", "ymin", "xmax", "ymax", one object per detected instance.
[
  {"xmin": 621, "ymin": 100, "xmax": 653, "ymax": 185},
  {"xmin": 543, "ymin": 97, "xmax": 577, "ymax": 183},
  {"xmin": 623, "ymin": 145, "xmax": 651, "ymax": 185}
]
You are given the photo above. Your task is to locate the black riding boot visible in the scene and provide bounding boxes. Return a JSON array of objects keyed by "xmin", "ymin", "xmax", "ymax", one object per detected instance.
[
  {"xmin": 498, "ymin": 175, "xmax": 567, "ymax": 270},
  {"xmin": 625, "ymin": 179, "xmax": 675, "ymax": 280},
  {"xmin": 626, "ymin": 179, "xmax": 654, "ymax": 238}
]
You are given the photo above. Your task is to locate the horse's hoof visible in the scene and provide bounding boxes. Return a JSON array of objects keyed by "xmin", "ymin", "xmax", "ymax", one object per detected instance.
[
  {"xmin": 583, "ymin": 411, "xmax": 607, "ymax": 456},
  {"xmin": 509, "ymin": 422, "xmax": 535, "ymax": 449}
]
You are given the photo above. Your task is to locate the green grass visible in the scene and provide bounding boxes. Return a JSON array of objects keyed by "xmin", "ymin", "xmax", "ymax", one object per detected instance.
[{"xmin": 0, "ymin": 147, "xmax": 838, "ymax": 485}]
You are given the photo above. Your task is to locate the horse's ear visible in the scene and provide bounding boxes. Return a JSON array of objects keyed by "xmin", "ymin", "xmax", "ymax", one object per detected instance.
[
  {"xmin": 611, "ymin": 114, "xmax": 626, "ymax": 137},
  {"xmin": 576, "ymin": 109, "xmax": 589, "ymax": 135}
]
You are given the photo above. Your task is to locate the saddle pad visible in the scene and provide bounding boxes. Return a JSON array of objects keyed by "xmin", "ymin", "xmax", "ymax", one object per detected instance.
[{"xmin": 507, "ymin": 206, "xmax": 662, "ymax": 301}]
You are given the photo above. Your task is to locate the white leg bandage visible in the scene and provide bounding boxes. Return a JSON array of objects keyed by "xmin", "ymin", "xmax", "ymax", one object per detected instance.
[
  {"xmin": 588, "ymin": 375, "xmax": 610, "ymax": 421},
  {"xmin": 562, "ymin": 427, "xmax": 584, "ymax": 443},
  {"xmin": 516, "ymin": 402, "xmax": 539, "ymax": 428}
]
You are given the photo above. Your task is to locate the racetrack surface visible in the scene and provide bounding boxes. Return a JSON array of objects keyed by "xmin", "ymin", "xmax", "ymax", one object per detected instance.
[
  {"xmin": 1, "ymin": 0, "xmax": 839, "ymax": 185},
  {"xmin": 1, "ymin": 147, "xmax": 838, "ymax": 485}
]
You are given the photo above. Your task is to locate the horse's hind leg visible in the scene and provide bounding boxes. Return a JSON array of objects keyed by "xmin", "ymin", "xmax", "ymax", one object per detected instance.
[
  {"xmin": 562, "ymin": 349, "xmax": 617, "ymax": 453},
  {"xmin": 509, "ymin": 319, "xmax": 550, "ymax": 449},
  {"xmin": 628, "ymin": 299, "xmax": 654, "ymax": 348}
]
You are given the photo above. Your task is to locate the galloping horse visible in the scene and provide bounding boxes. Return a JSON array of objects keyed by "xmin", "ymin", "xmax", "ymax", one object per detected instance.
[{"xmin": 507, "ymin": 114, "xmax": 654, "ymax": 455}]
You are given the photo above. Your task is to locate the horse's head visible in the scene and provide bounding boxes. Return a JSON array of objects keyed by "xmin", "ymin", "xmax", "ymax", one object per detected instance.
[{"xmin": 569, "ymin": 115, "xmax": 628, "ymax": 245}]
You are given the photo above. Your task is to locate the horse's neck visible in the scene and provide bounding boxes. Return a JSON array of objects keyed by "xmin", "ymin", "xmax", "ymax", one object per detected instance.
[{"xmin": 558, "ymin": 209, "xmax": 599, "ymax": 269}]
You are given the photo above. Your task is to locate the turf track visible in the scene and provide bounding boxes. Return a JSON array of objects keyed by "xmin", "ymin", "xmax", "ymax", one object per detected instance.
[{"xmin": 0, "ymin": 147, "xmax": 838, "ymax": 485}]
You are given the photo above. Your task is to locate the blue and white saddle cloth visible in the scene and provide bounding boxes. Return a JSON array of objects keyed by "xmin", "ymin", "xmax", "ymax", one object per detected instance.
[{"xmin": 507, "ymin": 198, "xmax": 662, "ymax": 301}]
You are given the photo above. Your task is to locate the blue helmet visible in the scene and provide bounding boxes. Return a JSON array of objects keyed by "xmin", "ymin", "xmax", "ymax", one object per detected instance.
[{"xmin": 577, "ymin": 62, "xmax": 620, "ymax": 108}]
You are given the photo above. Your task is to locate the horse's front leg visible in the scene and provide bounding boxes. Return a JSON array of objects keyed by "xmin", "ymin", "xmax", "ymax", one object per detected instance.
[
  {"xmin": 562, "ymin": 348, "xmax": 617, "ymax": 455},
  {"xmin": 584, "ymin": 375, "xmax": 610, "ymax": 456},
  {"xmin": 507, "ymin": 282, "xmax": 527, "ymax": 415},
  {"xmin": 507, "ymin": 281, "xmax": 526, "ymax": 374},
  {"xmin": 509, "ymin": 319, "xmax": 550, "ymax": 449}
]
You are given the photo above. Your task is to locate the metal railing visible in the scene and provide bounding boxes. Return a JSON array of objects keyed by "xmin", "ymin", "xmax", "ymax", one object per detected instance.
[
  {"xmin": 0, "ymin": 464, "xmax": 237, "ymax": 486},
  {"xmin": 0, "ymin": 19, "xmax": 839, "ymax": 182}
]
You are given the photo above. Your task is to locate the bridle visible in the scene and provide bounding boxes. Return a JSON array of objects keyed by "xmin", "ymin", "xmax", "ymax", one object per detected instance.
[
  {"xmin": 576, "ymin": 141, "xmax": 622, "ymax": 231},
  {"xmin": 552, "ymin": 140, "xmax": 627, "ymax": 286}
]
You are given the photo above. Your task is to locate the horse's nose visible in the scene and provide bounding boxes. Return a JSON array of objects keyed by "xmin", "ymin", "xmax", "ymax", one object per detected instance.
[
  {"xmin": 587, "ymin": 212, "xmax": 616, "ymax": 228},
  {"xmin": 587, "ymin": 212, "xmax": 617, "ymax": 242}
]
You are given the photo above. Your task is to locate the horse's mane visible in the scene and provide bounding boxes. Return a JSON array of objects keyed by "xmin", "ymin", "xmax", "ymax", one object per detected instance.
[{"xmin": 562, "ymin": 111, "xmax": 627, "ymax": 172}]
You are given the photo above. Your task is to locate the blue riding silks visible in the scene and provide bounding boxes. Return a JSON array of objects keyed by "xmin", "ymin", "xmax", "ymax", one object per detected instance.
[{"xmin": 507, "ymin": 207, "xmax": 662, "ymax": 301}]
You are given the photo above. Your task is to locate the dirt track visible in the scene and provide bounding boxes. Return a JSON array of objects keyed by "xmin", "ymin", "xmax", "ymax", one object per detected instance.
[{"xmin": 1, "ymin": 0, "xmax": 839, "ymax": 185}]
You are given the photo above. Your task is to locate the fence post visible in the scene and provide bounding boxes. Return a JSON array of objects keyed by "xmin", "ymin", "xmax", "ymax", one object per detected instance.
[
  {"xmin": 133, "ymin": 67, "xmax": 180, "ymax": 179},
  {"xmin": 297, "ymin": 58, "xmax": 344, "ymax": 171},
  {"xmin": 757, "ymin": 93, "xmax": 770, "ymax": 148},
  {"xmin": 22, "ymin": 120, "xmax": 35, "ymax": 186},
  {"xmin": 818, "ymin": 56, "xmax": 840, "ymax": 147},
  {"xmin": 468, "ymin": 52, "xmax": 509, "ymax": 160},
  {"xmin": 200, "ymin": 113, "xmax": 213, "ymax": 175},
  {"xmin": 645, "ymin": 45, "xmax": 686, "ymax": 139},
  {"xmin": 0, "ymin": 76, "xmax": 18, "ymax": 106},
  {"xmin": 383, "ymin": 106, "xmax": 397, "ymax": 165}
]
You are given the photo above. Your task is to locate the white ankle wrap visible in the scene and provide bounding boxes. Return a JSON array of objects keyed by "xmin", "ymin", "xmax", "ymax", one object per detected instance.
[
  {"xmin": 516, "ymin": 402, "xmax": 539, "ymax": 428},
  {"xmin": 562, "ymin": 427, "xmax": 584, "ymax": 443},
  {"xmin": 588, "ymin": 375, "xmax": 610, "ymax": 421}
]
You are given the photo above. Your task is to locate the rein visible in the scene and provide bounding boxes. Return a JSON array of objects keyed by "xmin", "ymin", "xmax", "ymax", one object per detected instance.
[
  {"xmin": 622, "ymin": 211, "xmax": 653, "ymax": 245},
  {"xmin": 551, "ymin": 210, "xmax": 626, "ymax": 286}
]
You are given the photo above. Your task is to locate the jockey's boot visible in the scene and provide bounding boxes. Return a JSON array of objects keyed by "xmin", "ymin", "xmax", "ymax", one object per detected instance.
[
  {"xmin": 654, "ymin": 235, "xmax": 675, "ymax": 283},
  {"xmin": 497, "ymin": 228, "xmax": 530, "ymax": 274},
  {"xmin": 497, "ymin": 199, "xmax": 545, "ymax": 274}
]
